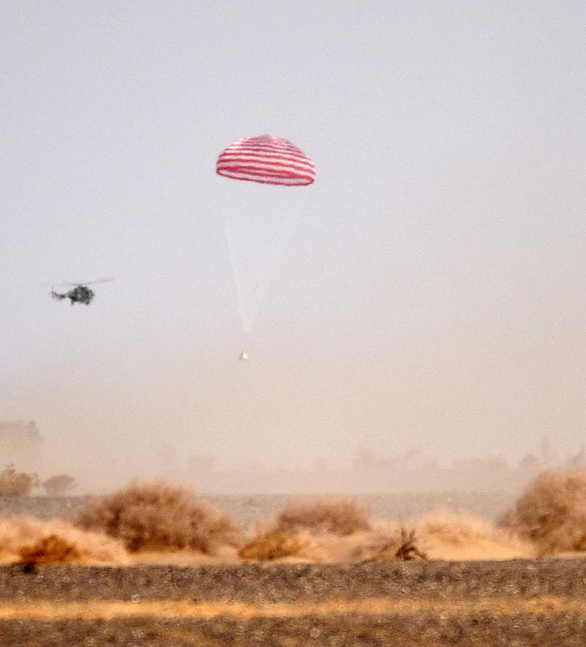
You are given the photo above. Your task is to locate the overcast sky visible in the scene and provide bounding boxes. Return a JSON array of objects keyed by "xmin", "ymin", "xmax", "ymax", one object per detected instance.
[{"xmin": 1, "ymin": 1, "xmax": 585, "ymax": 481}]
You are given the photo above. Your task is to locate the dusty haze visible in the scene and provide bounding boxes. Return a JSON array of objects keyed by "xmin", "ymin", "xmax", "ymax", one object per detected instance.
[{"xmin": 1, "ymin": 1, "xmax": 585, "ymax": 492}]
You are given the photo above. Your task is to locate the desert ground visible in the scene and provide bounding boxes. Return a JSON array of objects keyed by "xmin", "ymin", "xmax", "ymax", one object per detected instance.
[
  {"xmin": 2, "ymin": 473, "xmax": 586, "ymax": 646},
  {"xmin": 2, "ymin": 560, "xmax": 586, "ymax": 646}
]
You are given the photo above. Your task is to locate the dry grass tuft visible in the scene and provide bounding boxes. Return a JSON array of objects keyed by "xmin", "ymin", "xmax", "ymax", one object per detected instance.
[
  {"xmin": 0, "ymin": 464, "xmax": 39, "ymax": 496},
  {"xmin": 395, "ymin": 528, "xmax": 428, "ymax": 561},
  {"xmin": 500, "ymin": 469, "xmax": 586, "ymax": 554},
  {"xmin": 276, "ymin": 497, "xmax": 371, "ymax": 536},
  {"xmin": 360, "ymin": 527, "xmax": 427, "ymax": 562},
  {"xmin": 0, "ymin": 515, "xmax": 128, "ymax": 565},
  {"xmin": 238, "ymin": 529, "xmax": 319, "ymax": 562},
  {"xmin": 75, "ymin": 480, "xmax": 241, "ymax": 554}
]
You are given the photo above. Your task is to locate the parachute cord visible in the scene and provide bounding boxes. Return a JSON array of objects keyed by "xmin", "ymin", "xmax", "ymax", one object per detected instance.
[
  {"xmin": 222, "ymin": 195, "xmax": 306, "ymax": 333},
  {"xmin": 223, "ymin": 215, "xmax": 249, "ymax": 332}
]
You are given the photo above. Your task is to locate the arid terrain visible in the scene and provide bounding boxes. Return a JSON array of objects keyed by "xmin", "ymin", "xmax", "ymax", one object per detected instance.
[
  {"xmin": 1, "ymin": 560, "xmax": 586, "ymax": 646},
  {"xmin": 2, "ymin": 472, "xmax": 586, "ymax": 646}
]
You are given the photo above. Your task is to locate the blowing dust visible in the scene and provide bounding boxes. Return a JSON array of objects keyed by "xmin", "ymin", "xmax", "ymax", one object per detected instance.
[
  {"xmin": 2, "ymin": 470, "xmax": 586, "ymax": 567},
  {"xmin": 0, "ymin": 516, "xmax": 128, "ymax": 566}
]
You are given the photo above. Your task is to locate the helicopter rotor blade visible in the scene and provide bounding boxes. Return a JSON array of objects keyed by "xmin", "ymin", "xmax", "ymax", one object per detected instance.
[
  {"xmin": 64, "ymin": 278, "xmax": 115, "ymax": 286},
  {"xmin": 41, "ymin": 278, "xmax": 114, "ymax": 287}
]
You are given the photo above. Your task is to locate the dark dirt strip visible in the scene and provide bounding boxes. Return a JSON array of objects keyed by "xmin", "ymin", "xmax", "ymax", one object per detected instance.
[
  {"xmin": 1, "ymin": 560, "xmax": 585, "ymax": 646},
  {"xmin": 1, "ymin": 559, "xmax": 586, "ymax": 603},
  {"xmin": 2, "ymin": 612, "xmax": 586, "ymax": 647}
]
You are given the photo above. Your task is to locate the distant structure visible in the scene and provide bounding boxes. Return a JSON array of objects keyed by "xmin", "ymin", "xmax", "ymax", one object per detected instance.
[{"xmin": 0, "ymin": 421, "xmax": 43, "ymax": 469}]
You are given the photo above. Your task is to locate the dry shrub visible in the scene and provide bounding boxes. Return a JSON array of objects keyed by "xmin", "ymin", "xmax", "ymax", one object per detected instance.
[
  {"xmin": 360, "ymin": 527, "xmax": 427, "ymax": 562},
  {"xmin": 43, "ymin": 474, "xmax": 76, "ymax": 496},
  {"xmin": 545, "ymin": 504, "xmax": 586, "ymax": 553},
  {"xmin": 276, "ymin": 497, "xmax": 371, "ymax": 536},
  {"xmin": 500, "ymin": 469, "xmax": 586, "ymax": 554},
  {"xmin": 19, "ymin": 534, "xmax": 81, "ymax": 569},
  {"xmin": 396, "ymin": 528, "xmax": 428, "ymax": 561},
  {"xmin": 0, "ymin": 515, "xmax": 128, "ymax": 565},
  {"xmin": 0, "ymin": 464, "xmax": 39, "ymax": 496},
  {"xmin": 75, "ymin": 480, "xmax": 241, "ymax": 554},
  {"xmin": 239, "ymin": 529, "xmax": 319, "ymax": 562}
]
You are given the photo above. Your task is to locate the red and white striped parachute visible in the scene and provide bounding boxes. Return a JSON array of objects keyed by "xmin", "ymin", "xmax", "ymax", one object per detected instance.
[{"xmin": 216, "ymin": 135, "xmax": 315, "ymax": 186}]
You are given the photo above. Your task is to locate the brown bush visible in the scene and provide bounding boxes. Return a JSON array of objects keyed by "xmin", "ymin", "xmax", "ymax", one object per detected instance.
[
  {"xmin": 547, "ymin": 503, "xmax": 586, "ymax": 553},
  {"xmin": 239, "ymin": 529, "xmax": 318, "ymax": 562},
  {"xmin": 19, "ymin": 534, "xmax": 81, "ymax": 569},
  {"xmin": 0, "ymin": 516, "xmax": 128, "ymax": 565},
  {"xmin": 276, "ymin": 497, "xmax": 371, "ymax": 536},
  {"xmin": 499, "ymin": 469, "xmax": 586, "ymax": 554},
  {"xmin": 43, "ymin": 474, "xmax": 76, "ymax": 496},
  {"xmin": 0, "ymin": 464, "xmax": 39, "ymax": 496},
  {"xmin": 75, "ymin": 480, "xmax": 241, "ymax": 554}
]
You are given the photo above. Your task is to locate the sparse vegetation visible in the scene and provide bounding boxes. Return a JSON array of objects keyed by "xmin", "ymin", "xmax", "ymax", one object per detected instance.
[
  {"xmin": 42, "ymin": 474, "xmax": 76, "ymax": 496},
  {"xmin": 360, "ymin": 527, "xmax": 427, "ymax": 562},
  {"xmin": 395, "ymin": 528, "xmax": 428, "ymax": 561},
  {"xmin": 500, "ymin": 469, "xmax": 586, "ymax": 555},
  {"xmin": 276, "ymin": 497, "xmax": 371, "ymax": 536},
  {"xmin": 0, "ymin": 464, "xmax": 39, "ymax": 496},
  {"xmin": 75, "ymin": 480, "xmax": 242, "ymax": 554},
  {"xmin": 3, "ymin": 469, "xmax": 584, "ymax": 563}
]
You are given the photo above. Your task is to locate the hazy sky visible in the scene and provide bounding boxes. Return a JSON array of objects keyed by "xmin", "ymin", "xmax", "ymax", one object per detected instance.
[{"xmin": 1, "ymin": 1, "xmax": 585, "ymax": 480}]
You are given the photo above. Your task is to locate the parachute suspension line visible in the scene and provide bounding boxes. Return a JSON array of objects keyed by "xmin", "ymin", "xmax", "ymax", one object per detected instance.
[
  {"xmin": 224, "ymin": 201, "xmax": 305, "ymax": 333},
  {"xmin": 217, "ymin": 135, "xmax": 315, "ymax": 333},
  {"xmin": 223, "ymin": 216, "xmax": 249, "ymax": 332}
]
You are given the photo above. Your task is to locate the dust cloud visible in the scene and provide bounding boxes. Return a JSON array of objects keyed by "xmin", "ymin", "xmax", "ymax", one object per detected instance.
[{"xmin": 4, "ymin": 470, "xmax": 586, "ymax": 567}]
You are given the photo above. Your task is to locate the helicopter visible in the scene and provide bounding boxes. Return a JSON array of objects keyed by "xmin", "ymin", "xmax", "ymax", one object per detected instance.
[{"xmin": 49, "ymin": 279, "xmax": 114, "ymax": 305}]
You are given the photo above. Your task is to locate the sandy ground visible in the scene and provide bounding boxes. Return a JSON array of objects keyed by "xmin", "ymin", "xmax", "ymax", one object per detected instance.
[{"xmin": 1, "ymin": 560, "xmax": 586, "ymax": 646}]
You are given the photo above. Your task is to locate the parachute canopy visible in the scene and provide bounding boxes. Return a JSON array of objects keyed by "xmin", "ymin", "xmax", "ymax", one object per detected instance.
[{"xmin": 216, "ymin": 135, "xmax": 315, "ymax": 186}]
